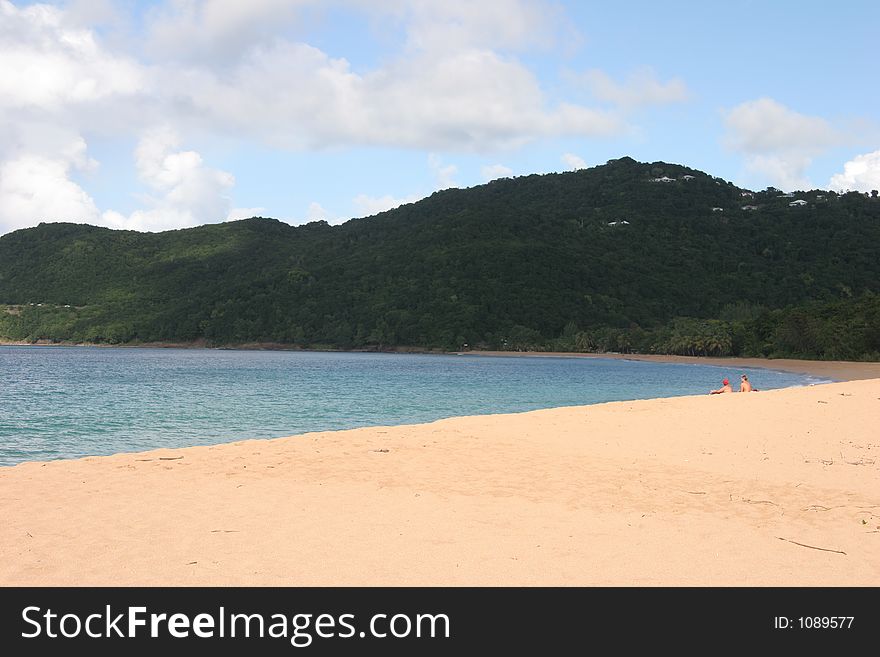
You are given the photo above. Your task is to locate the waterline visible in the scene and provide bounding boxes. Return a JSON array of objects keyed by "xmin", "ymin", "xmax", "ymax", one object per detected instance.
[{"xmin": 1, "ymin": 346, "xmax": 815, "ymax": 465}]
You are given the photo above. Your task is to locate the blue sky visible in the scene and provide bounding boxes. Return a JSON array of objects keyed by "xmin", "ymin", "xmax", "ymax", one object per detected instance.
[{"xmin": 1, "ymin": 0, "xmax": 878, "ymax": 234}]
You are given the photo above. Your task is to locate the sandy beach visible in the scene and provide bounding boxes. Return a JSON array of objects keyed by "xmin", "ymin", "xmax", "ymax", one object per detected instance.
[{"xmin": 1, "ymin": 362, "xmax": 878, "ymax": 586}]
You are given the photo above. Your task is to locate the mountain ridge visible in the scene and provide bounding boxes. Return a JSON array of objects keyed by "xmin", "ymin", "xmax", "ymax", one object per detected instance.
[{"xmin": 2, "ymin": 157, "xmax": 878, "ymax": 359}]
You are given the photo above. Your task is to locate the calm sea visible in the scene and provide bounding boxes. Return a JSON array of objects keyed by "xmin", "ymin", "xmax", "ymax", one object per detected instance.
[{"xmin": 0, "ymin": 346, "xmax": 825, "ymax": 465}]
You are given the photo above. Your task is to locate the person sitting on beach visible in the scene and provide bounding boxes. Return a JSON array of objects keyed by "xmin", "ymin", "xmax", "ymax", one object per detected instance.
[
  {"xmin": 739, "ymin": 374, "xmax": 756, "ymax": 392},
  {"xmin": 709, "ymin": 378, "xmax": 733, "ymax": 394}
]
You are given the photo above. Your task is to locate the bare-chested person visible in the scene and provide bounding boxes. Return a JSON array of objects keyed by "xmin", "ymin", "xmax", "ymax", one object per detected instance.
[
  {"xmin": 709, "ymin": 378, "xmax": 733, "ymax": 394},
  {"xmin": 739, "ymin": 374, "xmax": 755, "ymax": 392}
]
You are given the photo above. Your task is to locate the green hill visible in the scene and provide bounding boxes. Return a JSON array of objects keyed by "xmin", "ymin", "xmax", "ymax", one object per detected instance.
[{"xmin": 1, "ymin": 157, "xmax": 879, "ymax": 359}]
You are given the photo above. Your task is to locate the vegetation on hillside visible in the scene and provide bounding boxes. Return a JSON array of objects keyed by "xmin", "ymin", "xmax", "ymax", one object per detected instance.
[{"xmin": 1, "ymin": 157, "xmax": 878, "ymax": 360}]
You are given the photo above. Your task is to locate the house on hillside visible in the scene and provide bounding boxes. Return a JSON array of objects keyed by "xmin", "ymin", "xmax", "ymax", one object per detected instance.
[
  {"xmin": 789, "ymin": 199, "xmax": 808, "ymax": 207},
  {"xmin": 711, "ymin": 207, "xmax": 724, "ymax": 212},
  {"xmin": 607, "ymin": 220, "xmax": 631, "ymax": 226},
  {"xmin": 740, "ymin": 191, "xmax": 754, "ymax": 197},
  {"xmin": 681, "ymin": 175, "xmax": 695, "ymax": 181},
  {"xmin": 652, "ymin": 176, "xmax": 675, "ymax": 183},
  {"xmin": 741, "ymin": 205, "xmax": 759, "ymax": 211}
]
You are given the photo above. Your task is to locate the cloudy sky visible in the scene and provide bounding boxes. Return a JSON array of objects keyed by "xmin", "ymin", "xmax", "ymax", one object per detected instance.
[{"xmin": 1, "ymin": 0, "xmax": 878, "ymax": 235}]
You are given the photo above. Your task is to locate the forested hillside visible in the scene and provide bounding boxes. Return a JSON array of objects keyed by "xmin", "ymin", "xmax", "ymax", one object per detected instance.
[{"xmin": 1, "ymin": 157, "xmax": 879, "ymax": 359}]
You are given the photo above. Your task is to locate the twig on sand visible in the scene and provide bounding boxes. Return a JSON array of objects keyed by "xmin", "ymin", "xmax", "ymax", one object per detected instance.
[
  {"xmin": 803, "ymin": 456, "xmax": 834, "ymax": 465},
  {"xmin": 685, "ymin": 491, "xmax": 706, "ymax": 495},
  {"xmin": 135, "ymin": 456, "xmax": 184, "ymax": 462},
  {"xmin": 743, "ymin": 498, "xmax": 778, "ymax": 506},
  {"xmin": 210, "ymin": 530, "xmax": 240, "ymax": 533},
  {"xmin": 776, "ymin": 537, "xmax": 846, "ymax": 555}
]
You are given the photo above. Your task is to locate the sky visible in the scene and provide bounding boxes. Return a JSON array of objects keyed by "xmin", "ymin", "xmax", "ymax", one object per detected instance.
[{"xmin": 0, "ymin": 0, "xmax": 878, "ymax": 235}]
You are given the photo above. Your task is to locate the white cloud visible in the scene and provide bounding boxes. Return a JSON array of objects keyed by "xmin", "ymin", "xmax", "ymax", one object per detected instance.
[
  {"xmin": 561, "ymin": 153, "xmax": 587, "ymax": 170},
  {"xmin": 101, "ymin": 128, "xmax": 235, "ymax": 232},
  {"xmin": 829, "ymin": 150, "xmax": 880, "ymax": 192},
  {"xmin": 227, "ymin": 206, "xmax": 268, "ymax": 220},
  {"xmin": 0, "ymin": 118, "xmax": 237, "ymax": 234},
  {"xmin": 743, "ymin": 155, "xmax": 816, "ymax": 191},
  {"xmin": 388, "ymin": 0, "xmax": 566, "ymax": 53},
  {"xmin": 353, "ymin": 193, "xmax": 420, "ymax": 216},
  {"xmin": 0, "ymin": 122, "xmax": 103, "ymax": 233},
  {"xmin": 581, "ymin": 68, "xmax": 689, "ymax": 108},
  {"xmin": 724, "ymin": 98, "xmax": 840, "ymax": 154},
  {"xmin": 144, "ymin": 0, "xmax": 312, "ymax": 64},
  {"xmin": 481, "ymin": 164, "xmax": 513, "ymax": 181},
  {"xmin": 152, "ymin": 0, "xmax": 611, "ymax": 148},
  {"xmin": 428, "ymin": 154, "xmax": 458, "ymax": 189},
  {"xmin": 306, "ymin": 201, "xmax": 333, "ymax": 222},
  {"xmin": 0, "ymin": 0, "xmax": 627, "ymax": 235},
  {"xmin": 0, "ymin": 152, "xmax": 100, "ymax": 234},
  {"xmin": 168, "ymin": 42, "xmax": 622, "ymax": 151},
  {"xmin": 723, "ymin": 98, "xmax": 845, "ymax": 190},
  {"xmin": 0, "ymin": 0, "xmax": 144, "ymax": 112},
  {"xmin": 0, "ymin": 0, "xmax": 619, "ymax": 166},
  {"xmin": 63, "ymin": 0, "xmax": 126, "ymax": 30},
  {"xmin": 138, "ymin": 1, "xmax": 610, "ymax": 151}
]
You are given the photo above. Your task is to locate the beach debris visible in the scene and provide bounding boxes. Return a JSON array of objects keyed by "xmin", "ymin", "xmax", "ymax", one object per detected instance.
[
  {"xmin": 210, "ymin": 530, "xmax": 239, "ymax": 533},
  {"xmin": 370, "ymin": 448, "xmax": 390, "ymax": 453},
  {"xmin": 803, "ymin": 456, "xmax": 834, "ymax": 465},
  {"xmin": 135, "ymin": 456, "xmax": 183, "ymax": 461},
  {"xmin": 776, "ymin": 537, "xmax": 846, "ymax": 555},
  {"xmin": 742, "ymin": 498, "xmax": 778, "ymax": 506},
  {"xmin": 817, "ymin": 400, "xmax": 828, "ymax": 404},
  {"xmin": 187, "ymin": 561, "xmax": 198, "ymax": 565}
]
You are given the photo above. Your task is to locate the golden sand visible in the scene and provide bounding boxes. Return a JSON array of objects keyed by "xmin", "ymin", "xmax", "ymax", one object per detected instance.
[{"xmin": 2, "ymin": 373, "xmax": 878, "ymax": 586}]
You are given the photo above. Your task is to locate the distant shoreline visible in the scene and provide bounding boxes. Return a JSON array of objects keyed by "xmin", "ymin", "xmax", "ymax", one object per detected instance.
[
  {"xmin": 3, "ymin": 339, "xmax": 879, "ymax": 381},
  {"xmin": 455, "ymin": 351, "xmax": 880, "ymax": 382}
]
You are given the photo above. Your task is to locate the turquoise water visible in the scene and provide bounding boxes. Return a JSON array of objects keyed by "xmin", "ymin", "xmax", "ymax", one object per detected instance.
[{"xmin": 0, "ymin": 346, "xmax": 824, "ymax": 465}]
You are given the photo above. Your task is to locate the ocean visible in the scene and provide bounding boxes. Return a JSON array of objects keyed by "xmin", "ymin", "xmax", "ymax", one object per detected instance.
[{"xmin": 0, "ymin": 346, "xmax": 824, "ymax": 465}]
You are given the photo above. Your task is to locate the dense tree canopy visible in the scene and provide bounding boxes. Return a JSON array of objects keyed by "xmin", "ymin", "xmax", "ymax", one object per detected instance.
[{"xmin": 1, "ymin": 157, "xmax": 878, "ymax": 359}]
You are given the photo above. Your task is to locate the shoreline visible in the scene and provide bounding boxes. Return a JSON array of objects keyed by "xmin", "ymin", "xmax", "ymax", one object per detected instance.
[
  {"xmin": 457, "ymin": 351, "xmax": 880, "ymax": 382},
  {"xmin": 2, "ymin": 378, "xmax": 878, "ymax": 585},
  {"xmin": 4, "ymin": 339, "xmax": 879, "ymax": 381}
]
